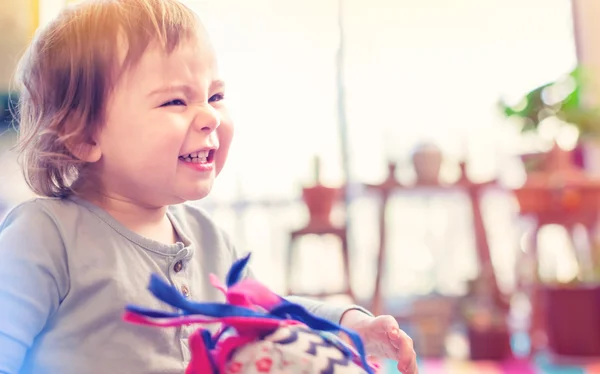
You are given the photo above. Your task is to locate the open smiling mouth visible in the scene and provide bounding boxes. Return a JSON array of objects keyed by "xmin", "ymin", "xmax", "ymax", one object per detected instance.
[{"xmin": 178, "ymin": 149, "xmax": 216, "ymax": 164}]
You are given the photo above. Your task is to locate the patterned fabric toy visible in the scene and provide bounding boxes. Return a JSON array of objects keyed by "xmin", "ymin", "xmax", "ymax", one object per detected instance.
[{"xmin": 124, "ymin": 253, "xmax": 378, "ymax": 374}]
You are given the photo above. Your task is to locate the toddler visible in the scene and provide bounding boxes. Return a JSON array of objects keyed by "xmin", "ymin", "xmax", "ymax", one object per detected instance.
[{"xmin": 0, "ymin": 0, "xmax": 417, "ymax": 373}]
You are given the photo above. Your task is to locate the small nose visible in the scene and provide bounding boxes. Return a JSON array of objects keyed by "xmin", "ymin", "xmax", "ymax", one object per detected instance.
[{"xmin": 192, "ymin": 104, "xmax": 220, "ymax": 132}]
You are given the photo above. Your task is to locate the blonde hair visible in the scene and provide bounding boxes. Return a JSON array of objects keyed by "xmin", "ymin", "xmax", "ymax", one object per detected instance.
[{"xmin": 14, "ymin": 0, "xmax": 203, "ymax": 197}]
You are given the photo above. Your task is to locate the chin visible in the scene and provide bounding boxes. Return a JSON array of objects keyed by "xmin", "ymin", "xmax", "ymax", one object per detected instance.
[{"xmin": 176, "ymin": 185, "xmax": 214, "ymax": 203}]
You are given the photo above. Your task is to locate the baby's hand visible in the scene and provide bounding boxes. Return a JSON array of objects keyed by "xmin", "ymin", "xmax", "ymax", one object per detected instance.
[{"xmin": 341, "ymin": 310, "xmax": 418, "ymax": 374}]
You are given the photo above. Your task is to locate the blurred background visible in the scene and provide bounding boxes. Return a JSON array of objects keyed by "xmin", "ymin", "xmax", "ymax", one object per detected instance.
[{"xmin": 4, "ymin": 0, "xmax": 600, "ymax": 371}]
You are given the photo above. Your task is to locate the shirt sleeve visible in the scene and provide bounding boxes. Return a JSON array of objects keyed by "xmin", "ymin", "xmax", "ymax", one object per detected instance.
[
  {"xmin": 222, "ymin": 231, "xmax": 373, "ymax": 325},
  {"xmin": 0, "ymin": 201, "xmax": 69, "ymax": 374},
  {"xmin": 284, "ymin": 295, "xmax": 373, "ymax": 324}
]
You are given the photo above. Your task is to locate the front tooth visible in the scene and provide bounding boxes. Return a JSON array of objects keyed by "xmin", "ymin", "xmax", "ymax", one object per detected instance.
[
  {"xmin": 199, "ymin": 150, "xmax": 209, "ymax": 158},
  {"xmin": 192, "ymin": 158, "xmax": 200, "ymax": 163}
]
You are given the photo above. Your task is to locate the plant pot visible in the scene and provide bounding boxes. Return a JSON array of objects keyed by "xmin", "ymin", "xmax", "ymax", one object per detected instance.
[
  {"xmin": 411, "ymin": 296, "xmax": 457, "ymax": 358},
  {"xmin": 467, "ymin": 326, "xmax": 512, "ymax": 360},
  {"xmin": 513, "ymin": 188, "xmax": 547, "ymax": 214},
  {"xmin": 411, "ymin": 142, "xmax": 443, "ymax": 185},
  {"xmin": 543, "ymin": 285, "xmax": 600, "ymax": 357},
  {"xmin": 301, "ymin": 185, "xmax": 339, "ymax": 227},
  {"xmin": 514, "ymin": 186, "xmax": 598, "ymax": 215},
  {"xmin": 413, "ymin": 316, "xmax": 448, "ymax": 358}
]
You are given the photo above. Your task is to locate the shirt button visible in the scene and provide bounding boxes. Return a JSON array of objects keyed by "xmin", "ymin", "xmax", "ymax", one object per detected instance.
[
  {"xmin": 174, "ymin": 260, "xmax": 183, "ymax": 273},
  {"xmin": 181, "ymin": 285, "xmax": 190, "ymax": 298}
]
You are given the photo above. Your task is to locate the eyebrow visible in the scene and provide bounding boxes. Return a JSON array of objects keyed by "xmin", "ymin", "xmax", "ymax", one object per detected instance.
[
  {"xmin": 147, "ymin": 80, "xmax": 226, "ymax": 97},
  {"xmin": 211, "ymin": 79, "xmax": 225, "ymax": 91}
]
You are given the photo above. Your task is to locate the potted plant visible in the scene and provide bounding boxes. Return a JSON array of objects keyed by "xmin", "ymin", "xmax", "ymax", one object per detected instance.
[
  {"xmin": 410, "ymin": 295, "xmax": 458, "ymax": 358},
  {"xmin": 460, "ymin": 276, "xmax": 512, "ymax": 360},
  {"xmin": 301, "ymin": 156, "xmax": 340, "ymax": 228},
  {"xmin": 411, "ymin": 142, "xmax": 443, "ymax": 186},
  {"xmin": 499, "ymin": 66, "xmax": 600, "ymax": 173},
  {"xmin": 542, "ymin": 281, "xmax": 600, "ymax": 358},
  {"xmin": 511, "ymin": 144, "xmax": 600, "ymax": 358}
]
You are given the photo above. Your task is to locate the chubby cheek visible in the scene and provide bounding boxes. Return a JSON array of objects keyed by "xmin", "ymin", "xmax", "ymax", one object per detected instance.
[
  {"xmin": 215, "ymin": 120, "xmax": 234, "ymax": 175},
  {"xmin": 125, "ymin": 134, "xmax": 183, "ymax": 183}
]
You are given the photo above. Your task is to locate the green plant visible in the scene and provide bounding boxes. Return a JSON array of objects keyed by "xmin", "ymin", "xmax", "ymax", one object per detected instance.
[{"xmin": 500, "ymin": 66, "xmax": 600, "ymax": 138}]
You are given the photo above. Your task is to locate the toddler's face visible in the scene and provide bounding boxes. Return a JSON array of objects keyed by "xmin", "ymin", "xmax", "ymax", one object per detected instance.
[{"xmin": 92, "ymin": 35, "xmax": 233, "ymax": 206}]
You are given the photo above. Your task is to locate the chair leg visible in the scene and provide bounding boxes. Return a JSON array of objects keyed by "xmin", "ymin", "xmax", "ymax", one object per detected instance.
[
  {"xmin": 286, "ymin": 237, "xmax": 296, "ymax": 296},
  {"xmin": 340, "ymin": 234, "xmax": 354, "ymax": 301}
]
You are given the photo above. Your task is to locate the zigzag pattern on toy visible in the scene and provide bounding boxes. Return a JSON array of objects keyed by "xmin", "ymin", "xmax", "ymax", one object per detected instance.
[{"xmin": 123, "ymin": 253, "xmax": 376, "ymax": 374}]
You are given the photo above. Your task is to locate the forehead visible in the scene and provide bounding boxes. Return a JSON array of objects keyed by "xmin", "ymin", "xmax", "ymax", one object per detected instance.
[{"xmin": 117, "ymin": 35, "xmax": 218, "ymax": 90}]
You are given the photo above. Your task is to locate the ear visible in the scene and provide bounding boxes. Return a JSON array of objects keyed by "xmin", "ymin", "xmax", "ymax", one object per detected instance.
[
  {"xmin": 68, "ymin": 141, "xmax": 102, "ymax": 163},
  {"xmin": 65, "ymin": 133, "xmax": 102, "ymax": 163}
]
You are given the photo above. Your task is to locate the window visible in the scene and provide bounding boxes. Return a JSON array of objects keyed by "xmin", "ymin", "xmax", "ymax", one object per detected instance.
[{"xmin": 184, "ymin": 0, "xmax": 577, "ymax": 300}]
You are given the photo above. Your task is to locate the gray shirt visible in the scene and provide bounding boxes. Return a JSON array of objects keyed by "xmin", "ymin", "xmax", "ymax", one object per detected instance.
[{"xmin": 0, "ymin": 197, "xmax": 360, "ymax": 374}]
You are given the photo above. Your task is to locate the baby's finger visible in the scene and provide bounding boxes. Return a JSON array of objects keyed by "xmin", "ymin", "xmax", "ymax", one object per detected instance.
[
  {"xmin": 386, "ymin": 327, "xmax": 402, "ymax": 349},
  {"xmin": 394, "ymin": 330, "xmax": 417, "ymax": 373},
  {"xmin": 397, "ymin": 354, "xmax": 419, "ymax": 374}
]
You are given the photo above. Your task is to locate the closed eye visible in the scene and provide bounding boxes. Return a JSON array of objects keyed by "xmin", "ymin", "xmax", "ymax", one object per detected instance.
[
  {"xmin": 209, "ymin": 93, "xmax": 225, "ymax": 103},
  {"xmin": 161, "ymin": 99, "xmax": 186, "ymax": 107}
]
